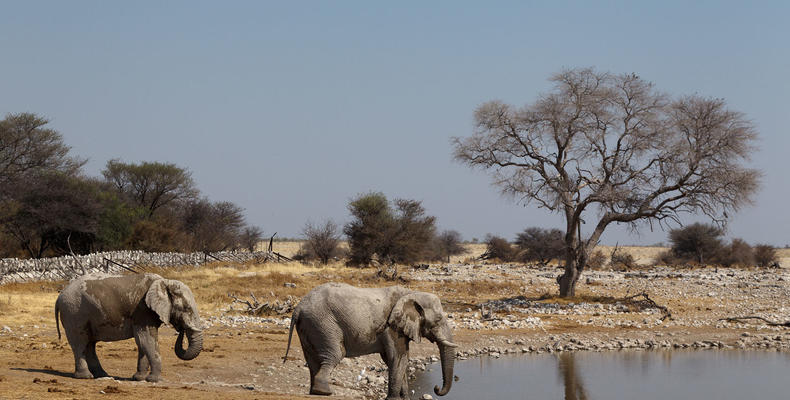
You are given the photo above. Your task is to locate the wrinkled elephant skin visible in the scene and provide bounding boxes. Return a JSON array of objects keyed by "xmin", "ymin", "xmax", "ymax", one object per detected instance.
[
  {"xmin": 284, "ymin": 283, "xmax": 456, "ymax": 399},
  {"xmin": 55, "ymin": 273, "xmax": 203, "ymax": 382}
]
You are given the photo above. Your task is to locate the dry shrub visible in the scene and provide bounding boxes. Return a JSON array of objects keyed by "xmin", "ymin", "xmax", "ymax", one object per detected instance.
[
  {"xmin": 655, "ymin": 250, "xmax": 687, "ymax": 267},
  {"xmin": 610, "ymin": 250, "xmax": 636, "ymax": 270},
  {"xmin": 514, "ymin": 227, "xmax": 564, "ymax": 265},
  {"xmin": 481, "ymin": 235, "xmax": 517, "ymax": 262},
  {"xmin": 754, "ymin": 244, "xmax": 778, "ymax": 268},
  {"xmin": 718, "ymin": 238, "xmax": 754, "ymax": 267},
  {"xmin": 586, "ymin": 250, "xmax": 607, "ymax": 270}
]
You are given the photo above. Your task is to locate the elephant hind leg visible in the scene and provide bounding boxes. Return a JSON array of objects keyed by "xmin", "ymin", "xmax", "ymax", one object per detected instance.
[
  {"xmin": 311, "ymin": 362, "xmax": 335, "ymax": 396},
  {"xmin": 86, "ymin": 341, "xmax": 109, "ymax": 378},
  {"xmin": 65, "ymin": 327, "xmax": 92, "ymax": 379},
  {"xmin": 299, "ymin": 333, "xmax": 337, "ymax": 396}
]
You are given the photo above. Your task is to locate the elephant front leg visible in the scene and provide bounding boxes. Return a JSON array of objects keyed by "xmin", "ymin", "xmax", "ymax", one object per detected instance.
[
  {"xmin": 133, "ymin": 326, "xmax": 162, "ymax": 382},
  {"xmin": 132, "ymin": 337, "xmax": 150, "ymax": 381},
  {"xmin": 383, "ymin": 333, "xmax": 410, "ymax": 399},
  {"xmin": 386, "ymin": 353, "xmax": 410, "ymax": 399}
]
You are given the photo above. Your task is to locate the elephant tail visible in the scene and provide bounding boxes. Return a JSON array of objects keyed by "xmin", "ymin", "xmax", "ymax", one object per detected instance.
[
  {"xmin": 282, "ymin": 309, "xmax": 299, "ymax": 363},
  {"xmin": 55, "ymin": 301, "xmax": 61, "ymax": 341}
]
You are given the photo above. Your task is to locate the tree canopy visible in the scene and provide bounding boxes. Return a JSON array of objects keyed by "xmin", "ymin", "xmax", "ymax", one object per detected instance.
[
  {"xmin": 102, "ymin": 159, "xmax": 198, "ymax": 217},
  {"xmin": 453, "ymin": 67, "xmax": 761, "ymax": 296}
]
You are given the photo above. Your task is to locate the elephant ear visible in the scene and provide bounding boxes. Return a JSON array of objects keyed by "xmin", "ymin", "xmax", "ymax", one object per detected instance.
[
  {"xmin": 388, "ymin": 293, "xmax": 424, "ymax": 343},
  {"xmin": 145, "ymin": 279, "xmax": 171, "ymax": 326}
]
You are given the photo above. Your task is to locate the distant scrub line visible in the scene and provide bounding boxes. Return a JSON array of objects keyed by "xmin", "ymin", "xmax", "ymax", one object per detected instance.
[{"xmin": 0, "ymin": 250, "xmax": 264, "ymax": 284}]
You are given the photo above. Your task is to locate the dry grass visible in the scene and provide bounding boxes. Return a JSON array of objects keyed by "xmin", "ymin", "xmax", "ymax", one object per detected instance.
[{"xmin": 0, "ymin": 289, "xmax": 60, "ymax": 326}]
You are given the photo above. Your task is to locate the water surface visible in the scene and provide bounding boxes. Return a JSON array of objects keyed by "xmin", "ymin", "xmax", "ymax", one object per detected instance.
[{"xmin": 411, "ymin": 350, "xmax": 790, "ymax": 399}]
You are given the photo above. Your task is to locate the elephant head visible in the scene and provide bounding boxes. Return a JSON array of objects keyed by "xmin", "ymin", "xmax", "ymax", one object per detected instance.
[
  {"xmin": 389, "ymin": 292, "xmax": 457, "ymax": 396},
  {"xmin": 145, "ymin": 279, "xmax": 203, "ymax": 360}
]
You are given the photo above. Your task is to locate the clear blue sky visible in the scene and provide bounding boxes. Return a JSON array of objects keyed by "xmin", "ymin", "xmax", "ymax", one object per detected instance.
[{"xmin": 1, "ymin": 1, "xmax": 788, "ymax": 245}]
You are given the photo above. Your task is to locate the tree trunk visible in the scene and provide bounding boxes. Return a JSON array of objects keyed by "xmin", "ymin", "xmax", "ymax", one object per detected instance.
[
  {"xmin": 558, "ymin": 241, "xmax": 583, "ymax": 297},
  {"xmin": 558, "ymin": 262, "xmax": 580, "ymax": 297}
]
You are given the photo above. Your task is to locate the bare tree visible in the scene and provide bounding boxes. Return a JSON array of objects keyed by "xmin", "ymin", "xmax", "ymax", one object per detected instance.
[
  {"xmin": 181, "ymin": 199, "xmax": 246, "ymax": 253},
  {"xmin": 240, "ymin": 225, "xmax": 264, "ymax": 253},
  {"xmin": 434, "ymin": 230, "xmax": 466, "ymax": 262},
  {"xmin": 453, "ymin": 68, "xmax": 760, "ymax": 297},
  {"xmin": 301, "ymin": 219, "xmax": 341, "ymax": 264}
]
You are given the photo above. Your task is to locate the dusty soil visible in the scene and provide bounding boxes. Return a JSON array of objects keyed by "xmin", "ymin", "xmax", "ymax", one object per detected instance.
[{"xmin": 1, "ymin": 245, "xmax": 789, "ymax": 399}]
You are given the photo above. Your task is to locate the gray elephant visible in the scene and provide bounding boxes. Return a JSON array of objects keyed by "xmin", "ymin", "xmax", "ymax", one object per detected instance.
[
  {"xmin": 54, "ymin": 273, "xmax": 203, "ymax": 382},
  {"xmin": 283, "ymin": 282, "xmax": 457, "ymax": 399}
]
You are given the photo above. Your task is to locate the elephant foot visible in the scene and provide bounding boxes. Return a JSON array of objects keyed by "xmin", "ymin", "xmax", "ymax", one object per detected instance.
[
  {"xmin": 310, "ymin": 378, "xmax": 332, "ymax": 396},
  {"xmin": 132, "ymin": 372, "xmax": 147, "ymax": 381},
  {"xmin": 73, "ymin": 370, "xmax": 94, "ymax": 379},
  {"xmin": 145, "ymin": 374, "xmax": 161, "ymax": 383},
  {"xmin": 91, "ymin": 369, "xmax": 109, "ymax": 378}
]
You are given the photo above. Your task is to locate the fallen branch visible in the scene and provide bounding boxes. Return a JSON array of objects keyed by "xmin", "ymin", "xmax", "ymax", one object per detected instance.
[
  {"xmin": 228, "ymin": 292, "xmax": 296, "ymax": 315},
  {"xmin": 621, "ymin": 292, "xmax": 673, "ymax": 321},
  {"xmin": 228, "ymin": 292, "xmax": 265, "ymax": 314},
  {"xmin": 718, "ymin": 316, "xmax": 790, "ymax": 327}
]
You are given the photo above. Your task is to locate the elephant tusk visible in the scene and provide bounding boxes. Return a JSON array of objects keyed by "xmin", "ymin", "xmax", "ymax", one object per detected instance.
[{"xmin": 440, "ymin": 340, "xmax": 459, "ymax": 348}]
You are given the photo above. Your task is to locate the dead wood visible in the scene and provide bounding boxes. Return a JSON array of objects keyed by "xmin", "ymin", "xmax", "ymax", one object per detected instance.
[
  {"xmin": 621, "ymin": 292, "xmax": 673, "ymax": 321},
  {"xmin": 103, "ymin": 258, "xmax": 138, "ymax": 274},
  {"xmin": 66, "ymin": 233, "xmax": 86, "ymax": 275},
  {"xmin": 228, "ymin": 292, "xmax": 296, "ymax": 315},
  {"xmin": 718, "ymin": 316, "xmax": 790, "ymax": 327}
]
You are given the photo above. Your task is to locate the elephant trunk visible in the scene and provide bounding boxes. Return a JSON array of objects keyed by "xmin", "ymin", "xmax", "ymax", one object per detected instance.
[
  {"xmin": 434, "ymin": 339, "xmax": 456, "ymax": 396},
  {"xmin": 175, "ymin": 328, "xmax": 203, "ymax": 361}
]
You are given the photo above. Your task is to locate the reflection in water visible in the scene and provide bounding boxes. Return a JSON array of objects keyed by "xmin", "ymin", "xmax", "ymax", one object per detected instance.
[
  {"xmin": 409, "ymin": 350, "xmax": 790, "ymax": 400},
  {"xmin": 557, "ymin": 353, "xmax": 587, "ymax": 400}
]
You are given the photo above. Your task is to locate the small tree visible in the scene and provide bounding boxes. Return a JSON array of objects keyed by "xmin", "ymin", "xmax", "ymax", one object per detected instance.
[
  {"xmin": 453, "ymin": 68, "xmax": 761, "ymax": 296},
  {"xmin": 181, "ymin": 199, "xmax": 246, "ymax": 252},
  {"xmin": 385, "ymin": 199, "xmax": 437, "ymax": 264},
  {"xmin": 240, "ymin": 225, "xmax": 264, "ymax": 253},
  {"xmin": 344, "ymin": 192, "xmax": 438, "ymax": 265},
  {"xmin": 301, "ymin": 220, "xmax": 341, "ymax": 264},
  {"xmin": 668, "ymin": 223, "xmax": 724, "ymax": 265},
  {"xmin": 514, "ymin": 227, "xmax": 565, "ymax": 265},
  {"xmin": 434, "ymin": 230, "xmax": 466, "ymax": 262},
  {"xmin": 344, "ymin": 192, "xmax": 394, "ymax": 266}
]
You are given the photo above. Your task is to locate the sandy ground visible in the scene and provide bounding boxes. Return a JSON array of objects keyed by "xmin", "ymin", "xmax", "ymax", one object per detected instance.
[{"xmin": 1, "ymin": 244, "xmax": 789, "ymax": 399}]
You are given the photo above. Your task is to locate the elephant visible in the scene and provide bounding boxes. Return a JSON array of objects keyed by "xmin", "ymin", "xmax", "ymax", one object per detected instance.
[
  {"xmin": 283, "ymin": 282, "xmax": 457, "ymax": 399},
  {"xmin": 54, "ymin": 273, "xmax": 203, "ymax": 382}
]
